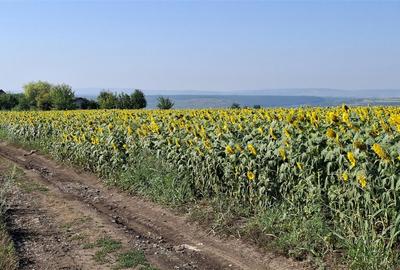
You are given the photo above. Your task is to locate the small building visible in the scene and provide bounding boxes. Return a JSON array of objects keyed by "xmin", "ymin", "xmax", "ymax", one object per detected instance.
[{"xmin": 0, "ymin": 89, "xmax": 5, "ymax": 95}]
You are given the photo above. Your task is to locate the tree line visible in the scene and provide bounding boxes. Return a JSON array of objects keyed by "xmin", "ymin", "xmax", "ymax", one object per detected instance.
[{"xmin": 0, "ymin": 81, "xmax": 174, "ymax": 111}]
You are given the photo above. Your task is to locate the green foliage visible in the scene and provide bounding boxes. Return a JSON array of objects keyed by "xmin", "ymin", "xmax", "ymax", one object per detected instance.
[
  {"xmin": 115, "ymin": 250, "xmax": 156, "ymax": 270},
  {"xmin": 2, "ymin": 106, "xmax": 400, "ymax": 269},
  {"xmin": 0, "ymin": 224, "xmax": 17, "ymax": 270},
  {"xmin": 13, "ymin": 94, "xmax": 30, "ymax": 111},
  {"xmin": 157, "ymin": 96, "xmax": 174, "ymax": 109},
  {"xmin": 117, "ymin": 93, "xmax": 132, "ymax": 109},
  {"xmin": 0, "ymin": 163, "xmax": 18, "ymax": 270},
  {"xmin": 230, "ymin": 103, "xmax": 240, "ymax": 109},
  {"xmin": 96, "ymin": 236, "xmax": 122, "ymax": 253},
  {"xmin": 114, "ymin": 150, "xmax": 194, "ymax": 206},
  {"xmin": 98, "ymin": 91, "xmax": 118, "ymax": 109},
  {"xmin": 130, "ymin": 89, "xmax": 147, "ymax": 109},
  {"xmin": 23, "ymin": 81, "xmax": 52, "ymax": 109},
  {"xmin": 2, "ymin": 82, "xmax": 145, "ymax": 111},
  {"xmin": 50, "ymin": 84, "xmax": 75, "ymax": 110},
  {"xmin": 0, "ymin": 92, "xmax": 30, "ymax": 111},
  {"xmin": 98, "ymin": 90, "xmax": 147, "ymax": 110},
  {"xmin": 0, "ymin": 93, "xmax": 18, "ymax": 110},
  {"xmin": 116, "ymin": 90, "xmax": 146, "ymax": 109},
  {"xmin": 245, "ymin": 206, "xmax": 333, "ymax": 261},
  {"xmin": 74, "ymin": 97, "xmax": 99, "ymax": 110},
  {"xmin": 36, "ymin": 92, "xmax": 51, "ymax": 110},
  {"xmin": 93, "ymin": 236, "xmax": 122, "ymax": 264}
]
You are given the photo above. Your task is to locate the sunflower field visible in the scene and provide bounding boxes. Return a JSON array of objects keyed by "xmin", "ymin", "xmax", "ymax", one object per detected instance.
[{"xmin": 1, "ymin": 106, "xmax": 399, "ymax": 268}]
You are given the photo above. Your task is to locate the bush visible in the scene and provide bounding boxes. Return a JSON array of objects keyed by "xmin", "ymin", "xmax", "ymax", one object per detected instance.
[
  {"xmin": 230, "ymin": 103, "xmax": 240, "ymax": 109},
  {"xmin": 23, "ymin": 81, "xmax": 52, "ymax": 110},
  {"xmin": 98, "ymin": 91, "xmax": 118, "ymax": 109},
  {"xmin": 74, "ymin": 98, "xmax": 99, "ymax": 110},
  {"xmin": 117, "ymin": 93, "xmax": 132, "ymax": 109},
  {"xmin": 157, "ymin": 97, "xmax": 174, "ymax": 110},
  {"xmin": 130, "ymin": 89, "xmax": 147, "ymax": 109},
  {"xmin": 0, "ymin": 94, "xmax": 18, "ymax": 110},
  {"xmin": 50, "ymin": 84, "xmax": 75, "ymax": 110}
]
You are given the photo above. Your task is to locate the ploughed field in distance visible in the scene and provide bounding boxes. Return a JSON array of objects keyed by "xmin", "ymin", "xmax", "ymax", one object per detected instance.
[{"xmin": 0, "ymin": 105, "xmax": 399, "ymax": 269}]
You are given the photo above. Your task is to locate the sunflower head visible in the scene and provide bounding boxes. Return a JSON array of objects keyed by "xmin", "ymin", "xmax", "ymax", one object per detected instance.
[
  {"xmin": 357, "ymin": 171, "xmax": 367, "ymax": 188},
  {"xmin": 225, "ymin": 145, "xmax": 235, "ymax": 155},
  {"xmin": 279, "ymin": 148, "xmax": 287, "ymax": 161},
  {"xmin": 247, "ymin": 171, "xmax": 255, "ymax": 181},
  {"xmin": 347, "ymin": 152, "xmax": 356, "ymax": 168},
  {"xmin": 372, "ymin": 143, "xmax": 390, "ymax": 161},
  {"xmin": 247, "ymin": 144, "xmax": 257, "ymax": 156},
  {"xmin": 342, "ymin": 172, "xmax": 349, "ymax": 182},
  {"xmin": 326, "ymin": 128, "xmax": 336, "ymax": 139}
]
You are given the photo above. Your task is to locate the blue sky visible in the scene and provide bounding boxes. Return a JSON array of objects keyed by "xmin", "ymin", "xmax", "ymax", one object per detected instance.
[{"xmin": 0, "ymin": 1, "xmax": 399, "ymax": 93}]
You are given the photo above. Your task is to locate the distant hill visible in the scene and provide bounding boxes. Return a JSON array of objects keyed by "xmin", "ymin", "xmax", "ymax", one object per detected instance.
[
  {"xmin": 76, "ymin": 88, "xmax": 400, "ymax": 99},
  {"xmin": 77, "ymin": 92, "xmax": 400, "ymax": 109},
  {"xmin": 144, "ymin": 95, "xmax": 345, "ymax": 109}
]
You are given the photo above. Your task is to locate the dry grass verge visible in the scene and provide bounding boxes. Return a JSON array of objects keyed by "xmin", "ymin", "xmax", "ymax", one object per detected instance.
[{"xmin": 0, "ymin": 158, "xmax": 18, "ymax": 270}]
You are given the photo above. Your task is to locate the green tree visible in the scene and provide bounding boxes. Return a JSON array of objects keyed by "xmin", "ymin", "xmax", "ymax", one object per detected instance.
[
  {"xmin": 14, "ymin": 94, "xmax": 30, "ymax": 111},
  {"xmin": 130, "ymin": 89, "xmax": 147, "ymax": 109},
  {"xmin": 86, "ymin": 100, "xmax": 99, "ymax": 109},
  {"xmin": 50, "ymin": 84, "xmax": 75, "ymax": 110},
  {"xmin": 36, "ymin": 92, "xmax": 52, "ymax": 110},
  {"xmin": 97, "ymin": 91, "xmax": 118, "ymax": 109},
  {"xmin": 0, "ymin": 93, "xmax": 18, "ymax": 110},
  {"xmin": 23, "ymin": 81, "xmax": 52, "ymax": 109},
  {"xmin": 117, "ymin": 93, "xmax": 132, "ymax": 109},
  {"xmin": 74, "ymin": 97, "xmax": 99, "ymax": 110},
  {"xmin": 157, "ymin": 96, "xmax": 174, "ymax": 110},
  {"xmin": 230, "ymin": 103, "xmax": 241, "ymax": 109}
]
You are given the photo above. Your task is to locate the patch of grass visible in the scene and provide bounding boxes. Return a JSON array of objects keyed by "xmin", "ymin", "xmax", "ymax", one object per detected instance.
[
  {"xmin": 82, "ymin": 242, "xmax": 96, "ymax": 249},
  {"xmin": 113, "ymin": 151, "xmax": 194, "ymax": 207},
  {"xmin": 0, "ymin": 157, "xmax": 42, "ymax": 196},
  {"xmin": 0, "ymin": 162, "xmax": 18, "ymax": 270},
  {"xmin": 244, "ymin": 206, "xmax": 333, "ymax": 262},
  {"xmin": 0, "ymin": 160, "xmax": 44, "ymax": 197},
  {"xmin": 93, "ymin": 249, "xmax": 109, "ymax": 264},
  {"xmin": 87, "ymin": 236, "xmax": 156, "ymax": 269},
  {"xmin": 189, "ymin": 199, "xmax": 336, "ymax": 267},
  {"xmin": 341, "ymin": 228, "xmax": 399, "ymax": 269},
  {"xmin": 62, "ymin": 216, "xmax": 92, "ymax": 231},
  {"xmin": 0, "ymin": 129, "xmax": 10, "ymax": 141},
  {"xmin": 189, "ymin": 197, "xmax": 253, "ymax": 236},
  {"xmin": 69, "ymin": 233, "xmax": 87, "ymax": 242},
  {"xmin": 92, "ymin": 236, "xmax": 122, "ymax": 264},
  {"xmin": 96, "ymin": 236, "xmax": 122, "ymax": 253},
  {"xmin": 18, "ymin": 181, "xmax": 48, "ymax": 193},
  {"xmin": 0, "ymin": 223, "xmax": 18, "ymax": 270},
  {"xmin": 114, "ymin": 250, "xmax": 157, "ymax": 270}
]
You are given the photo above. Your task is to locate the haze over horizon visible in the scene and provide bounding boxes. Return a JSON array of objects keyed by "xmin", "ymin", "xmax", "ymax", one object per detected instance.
[
  {"xmin": 71, "ymin": 88, "xmax": 400, "ymax": 99},
  {"xmin": 1, "ymin": 1, "xmax": 400, "ymax": 93}
]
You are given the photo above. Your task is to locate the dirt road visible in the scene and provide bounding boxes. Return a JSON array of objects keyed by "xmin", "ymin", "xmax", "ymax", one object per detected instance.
[{"xmin": 0, "ymin": 142, "xmax": 307, "ymax": 270}]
